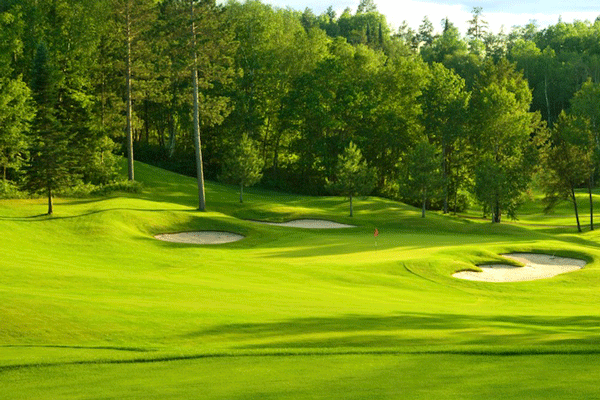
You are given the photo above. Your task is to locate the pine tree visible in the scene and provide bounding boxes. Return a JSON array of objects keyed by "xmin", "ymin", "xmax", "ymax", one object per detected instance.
[
  {"xmin": 24, "ymin": 43, "xmax": 78, "ymax": 215},
  {"xmin": 356, "ymin": 0, "xmax": 377, "ymax": 14},
  {"xmin": 407, "ymin": 140, "xmax": 442, "ymax": 218},
  {"xmin": 327, "ymin": 142, "xmax": 375, "ymax": 217},
  {"xmin": 220, "ymin": 134, "xmax": 264, "ymax": 203}
]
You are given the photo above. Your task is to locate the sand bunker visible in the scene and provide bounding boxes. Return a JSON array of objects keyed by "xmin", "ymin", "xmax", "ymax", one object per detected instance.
[
  {"xmin": 155, "ymin": 231, "xmax": 244, "ymax": 245},
  {"xmin": 252, "ymin": 219, "xmax": 355, "ymax": 229},
  {"xmin": 453, "ymin": 253, "xmax": 586, "ymax": 282}
]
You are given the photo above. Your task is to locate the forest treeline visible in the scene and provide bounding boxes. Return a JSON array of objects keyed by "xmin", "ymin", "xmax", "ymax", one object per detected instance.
[{"xmin": 2, "ymin": 0, "xmax": 600, "ymax": 226}]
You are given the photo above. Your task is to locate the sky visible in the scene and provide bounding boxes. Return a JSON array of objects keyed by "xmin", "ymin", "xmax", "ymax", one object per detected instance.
[{"xmin": 249, "ymin": 0, "xmax": 600, "ymax": 35}]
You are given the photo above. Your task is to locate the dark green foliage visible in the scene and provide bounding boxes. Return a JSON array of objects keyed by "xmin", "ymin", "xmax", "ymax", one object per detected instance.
[
  {"xmin": 0, "ymin": 77, "xmax": 33, "ymax": 181},
  {"xmin": 541, "ymin": 111, "xmax": 592, "ymax": 232},
  {"xmin": 326, "ymin": 142, "xmax": 375, "ymax": 217},
  {"xmin": 470, "ymin": 59, "xmax": 539, "ymax": 222},
  {"xmin": 406, "ymin": 140, "xmax": 442, "ymax": 218},
  {"xmin": 5, "ymin": 0, "xmax": 600, "ymax": 218},
  {"xmin": 23, "ymin": 43, "xmax": 79, "ymax": 214},
  {"xmin": 220, "ymin": 133, "xmax": 264, "ymax": 203}
]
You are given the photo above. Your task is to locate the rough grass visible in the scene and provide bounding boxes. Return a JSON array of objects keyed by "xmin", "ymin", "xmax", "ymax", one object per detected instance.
[{"xmin": 2, "ymin": 161, "xmax": 600, "ymax": 399}]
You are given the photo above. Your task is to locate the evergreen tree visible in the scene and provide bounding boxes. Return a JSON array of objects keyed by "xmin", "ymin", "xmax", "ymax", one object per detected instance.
[
  {"xmin": 220, "ymin": 133, "xmax": 264, "ymax": 203},
  {"xmin": 327, "ymin": 142, "xmax": 375, "ymax": 217},
  {"xmin": 406, "ymin": 140, "xmax": 442, "ymax": 218},
  {"xmin": 467, "ymin": 7, "xmax": 488, "ymax": 41},
  {"xmin": 418, "ymin": 16, "xmax": 435, "ymax": 48},
  {"xmin": 356, "ymin": 0, "xmax": 377, "ymax": 14},
  {"xmin": 24, "ymin": 43, "xmax": 78, "ymax": 215},
  {"xmin": 112, "ymin": 0, "xmax": 156, "ymax": 181}
]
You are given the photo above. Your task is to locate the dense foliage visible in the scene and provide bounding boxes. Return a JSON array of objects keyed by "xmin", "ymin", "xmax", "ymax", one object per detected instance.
[{"xmin": 2, "ymin": 0, "xmax": 600, "ymax": 221}]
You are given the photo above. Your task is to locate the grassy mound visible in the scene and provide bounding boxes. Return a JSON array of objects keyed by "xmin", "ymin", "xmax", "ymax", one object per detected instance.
[{"xmin": 2, "ymin": 161, "xmax": 600, "ymax": 399}]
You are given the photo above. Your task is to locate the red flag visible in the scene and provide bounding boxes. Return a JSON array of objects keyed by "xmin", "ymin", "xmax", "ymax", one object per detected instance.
[{"xmin": 374, "ymin": 228, "xmax": 379, "ymax": 237}]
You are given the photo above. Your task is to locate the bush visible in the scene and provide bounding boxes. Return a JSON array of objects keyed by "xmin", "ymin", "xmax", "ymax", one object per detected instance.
[
  {"xmin": 91, "ymin": 180, "xmax": 143, "ymax": 195},
  {"xmin": 56, "ymin": 180, "xmax": 143, "ymax": 198},
  {"xmin": 0, "ymin": 180, "xmax": 28, "ymax": 199}
]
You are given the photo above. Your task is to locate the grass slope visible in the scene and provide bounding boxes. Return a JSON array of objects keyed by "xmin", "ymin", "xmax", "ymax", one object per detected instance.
[{"xmin": 2, "ymin": 161, "xmax": 600, "ymax": 399}]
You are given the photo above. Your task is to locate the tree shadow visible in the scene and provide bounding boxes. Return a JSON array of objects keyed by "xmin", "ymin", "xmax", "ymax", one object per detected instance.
[{"xmin": 181, "ymin": 312, "xmax": 600, "ymax": 350}]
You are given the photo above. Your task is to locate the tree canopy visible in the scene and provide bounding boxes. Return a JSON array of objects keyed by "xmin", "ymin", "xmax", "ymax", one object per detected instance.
[{"xmin": 2, "ymin": 0, "xmax": 600, "ymax": 227}]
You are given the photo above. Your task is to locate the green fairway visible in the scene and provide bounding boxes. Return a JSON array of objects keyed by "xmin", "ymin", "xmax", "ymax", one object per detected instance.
[{"xmin": 2, "ymin": 161, "xmax": 600, "ymax": 399}]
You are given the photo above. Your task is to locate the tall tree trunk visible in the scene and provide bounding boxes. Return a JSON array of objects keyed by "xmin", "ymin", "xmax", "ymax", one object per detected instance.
[
  {"xmin": 126, "ymin": 1, "xmax": 134, "ymax": 181},
  {"xmin": 442, "ymin": 145, "xmax": 448, "ymax": 214},
  {"xmin": 47, "ymin": 187, "xmax": 53, "ymax": 215},
  {"xmin": 493, "ymin": 198, "xmax": 501, "ymax": 223},
  {"xmin": 191, "ymin": 0, "xmax": 206, "ymax": 211},
  {"xmin": 589, "ymin": 174, "xmax": 594, "ymax": 231},
  {"xmin": 168, "ymin": 80, "xmax": 177, "ymax": 158},
  {"xmin": 572, "ymin": 186, "xmax": 582, "ymax": 233},
  {"xmin": 240, "ymin": 181, "xmax": 244, "ymax": 203},
  {"xmin": 545, "ymin": 74, "xmax": 552, "ymax": 128},
  {"xmin": 422, "ymin": 188, "xmax": 427, "ymax": 218},
  {"xmin": 349, "ymin": 193, "xmax": 353, "ymax": 217}
]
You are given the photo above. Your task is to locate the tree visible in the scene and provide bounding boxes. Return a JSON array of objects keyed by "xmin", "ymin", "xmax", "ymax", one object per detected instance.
[
  {"xmin": 112, "ymin": 0, "xmax": 156, "ymax": 181},
  {"xmin": 420, "ymin": 62, "xmax": 470, "ymax": 213},
  {"xmin": 421, "ymin": 18, "xmax": 467, "ymax": 64},
  {"xmin": 542, "ymin": 111, "xmax": 593, "ymax": 232},
  {"xmin": 407, "ymin": 140, "xmax": 442, "ymax": 218},
  {"xmin": 418, "ymin": 16, "xmax": 435, "ymax": 48},
  {"xmin": 24, "ymin": 43, "xmax": 78, "ymax": 215},
  {"xmin": 356, "ymin": 0, "xmax": 377, "ymax": 14},
  {"xmin": 220, "ymin": 133, "xmax": 264, "ymax": 203},
  {"xmin": 571, "ymin": 79, "xmax": 600, "ymax": 230},
  {"xmin": 467, "ymin": 7, "xmax": 488, "ymax": 41},
  {"xmin": 470, "ymin": 59, "xmax": 539, "ymax": 222},
  {"xmin": 327, "ymin": 142, "xmax": 375, "ymax": 217},
  {"xmin": 190, "ymin": 0, "xmax": 206, "ymax": 210},
  {"xmin": 158, "ymin": 0, "xmax": 236, "ymax": 209},
  {"xmin": 0, "ymin": 77, "xmax": 33, "ymax": 181}
]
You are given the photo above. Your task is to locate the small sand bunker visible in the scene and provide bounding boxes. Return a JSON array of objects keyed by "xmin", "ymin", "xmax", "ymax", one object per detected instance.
[
  {"xmin": 453, "ymin": 253, "xmax": 586, "ymax": 282},
  {"xmin": 252, "ymin": 219, "xmax": 355, "ymax": 229},
  {"xmin": 155, "ymin": 231, "xmax": 244, "ymax": 245}
]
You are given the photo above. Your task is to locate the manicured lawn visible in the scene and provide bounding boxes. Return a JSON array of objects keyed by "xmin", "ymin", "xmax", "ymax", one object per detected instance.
[{"xmin": 2, "ymin": 161, "xmax": 600, "ymax": 398}]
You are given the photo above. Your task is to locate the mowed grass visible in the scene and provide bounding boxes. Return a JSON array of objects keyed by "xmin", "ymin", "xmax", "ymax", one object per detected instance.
[{"xmin": 2, "ymin": 161, "xmax": 600, "ymax": 399}]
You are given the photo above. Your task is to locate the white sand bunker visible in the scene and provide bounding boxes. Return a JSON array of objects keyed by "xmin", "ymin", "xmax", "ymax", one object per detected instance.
[
  {"xmin": 453, "ymin": 253, "xmax": 586, "ymax": 282},
  {"xmin": 253, "ymin": 219, "xmax": 355, "ymax": 229},
  {"xmin": 155, "ymin": 231, "xmax": 244, "ymax": 245}
]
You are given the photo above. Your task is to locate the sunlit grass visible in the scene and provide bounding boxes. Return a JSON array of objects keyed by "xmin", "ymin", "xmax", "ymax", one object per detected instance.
[{"xmin": 2, "ymin": 161, "xmax": 600, "ymax": 398}]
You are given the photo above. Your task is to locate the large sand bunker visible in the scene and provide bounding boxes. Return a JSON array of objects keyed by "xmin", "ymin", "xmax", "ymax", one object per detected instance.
[
  {"xmin": 252, "ymin": 219, "xmax": 355, "ymax": 229},
  {"xmin": 155, "ymin": 231, "xmax": 244, "ymax": 245},
  {"xmin": 453, "ymin": 253, "xmax": 586, "ymax": 282}
]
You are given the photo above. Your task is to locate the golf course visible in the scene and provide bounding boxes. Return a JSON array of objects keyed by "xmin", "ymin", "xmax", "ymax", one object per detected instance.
[{"xmin": 1, "ymin": 161, "xmax": 599, "ymax": 399}]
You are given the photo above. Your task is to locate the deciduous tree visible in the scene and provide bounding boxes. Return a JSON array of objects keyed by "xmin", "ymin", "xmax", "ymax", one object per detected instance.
[
  {"xmin": 470, "ymin": 59, "xmax": 538, "ymax": 222},
  {"xmin": 542, "ymin": 111, "xmax": 592, "ymax": 232}
]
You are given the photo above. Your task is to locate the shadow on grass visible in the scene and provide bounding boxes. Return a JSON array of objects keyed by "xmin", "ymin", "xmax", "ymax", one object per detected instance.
[
  {"xmin": 183, "ymin": 312, "xmax": 600, "ymax": 349},
  {"xmin": 0, "ymin": 344, "xmax": 152, "ymax": 352},
  {"xmin": 0, "ymin": 207, "xmax": 183, "ymax": 221}
]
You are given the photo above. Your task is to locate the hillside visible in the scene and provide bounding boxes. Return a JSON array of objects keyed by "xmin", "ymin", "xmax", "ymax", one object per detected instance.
[{"xmin": 1, "ymin": 162, "xmax": 600, "ymax": 399}]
